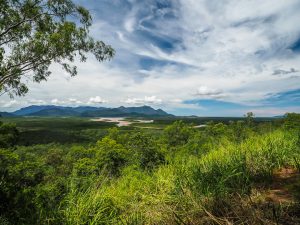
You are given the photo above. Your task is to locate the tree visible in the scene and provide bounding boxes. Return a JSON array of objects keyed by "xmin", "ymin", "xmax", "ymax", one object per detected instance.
[
  {"xmin": 244, "ymin": 112, "xmax": 255, "ymax": 126},
  {"xmin": 0, "ymin": 122, "xmax": 19, "ymax": 148},
  {"xmin": 0, "ymin": 0, "xmax": 114, "ymax": 97},
  {"xmin": 284, "ymin": 113, "xmax": 300, "ymax": 130},
  {"xmin": 205, "ymin": 122, "xmax": 227, "ymax": 137},
  {"xmin": 126, "ymin": 131, "xmax": 164, "ymax": 170},
  {"xmin": 163, "ymin": 121, "xmax": 194, "ymax": 148},
  {"xmin": 94, "ymin": 137, "xmax": 128, "ymax": 176}
]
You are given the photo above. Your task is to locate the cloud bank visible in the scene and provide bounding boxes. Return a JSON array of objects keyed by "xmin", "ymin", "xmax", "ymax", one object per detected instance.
[{"xmin": 1, "ymin": 0, "xmax": 300, "ymax": 116}]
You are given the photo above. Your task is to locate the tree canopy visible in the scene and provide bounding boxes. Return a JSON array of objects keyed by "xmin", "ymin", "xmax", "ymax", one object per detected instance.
[{"xmin": 0, "ymin": 0, "xmax": 115, "ymax": 97}]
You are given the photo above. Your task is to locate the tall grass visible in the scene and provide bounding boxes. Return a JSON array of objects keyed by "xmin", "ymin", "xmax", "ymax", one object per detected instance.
[
  {"xmin": 61, "ymin": 183, "xmax": 118, "ymax": 225},
  {"xmin": 59, "ymin": 130, "xmax": 299, "ymax": 224}
]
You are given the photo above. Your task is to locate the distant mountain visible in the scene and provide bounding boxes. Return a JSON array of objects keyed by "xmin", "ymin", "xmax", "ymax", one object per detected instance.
[
  {"xmin": 273, "ymin": 115, "xmax": 286, "ymax": 118},
  {"xmin": 13, "ymin": 105, "xmax": 57, "ymax": 116},
  {"xmin": 117, "ymin": 106, "xmax": 168, "ymax": 116},
  {"xmin": 0, "ymin": 112, "xmax": 15, "ymax": 117},
  {"xmin": 72, "ymin": 106, "xmax": 105, "ymax": 113},
  {"xmin": 81, "ymin": 106, "xmax": 172, "ymax": 117},
  {"xmin": 13, "ymin": 105, "xmax": 101, "ymax": 116},
  {"xmin": 28, "ymin": 108, "xmax": 80, "ymax": 117},
  {"xmin": 1, "ymin": 105, "xmax": 173, "ymax": 117}
]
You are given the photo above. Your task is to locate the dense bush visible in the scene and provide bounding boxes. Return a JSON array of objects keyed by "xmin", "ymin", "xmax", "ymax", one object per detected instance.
[
  {"xmin": 0, "ymin": 122, "xmax": 19, "ymax": 148},
  {"xmin": 0, "ymin": 115, "xmax": 299, "ymax": 224}
]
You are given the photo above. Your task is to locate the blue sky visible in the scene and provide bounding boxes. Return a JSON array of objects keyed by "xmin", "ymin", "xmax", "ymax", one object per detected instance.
[{"xmin": 1, "ymin": 0, "xmax": 300, "ymax": 116}]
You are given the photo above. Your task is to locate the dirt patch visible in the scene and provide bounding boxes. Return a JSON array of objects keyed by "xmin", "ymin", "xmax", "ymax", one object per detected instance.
[
  {"xmin": 265, "ymin": 167, "xmax": 300, "ymax": 204},
  {"xmin": 273, "ymin": 167, "xmax": 298, "ymax": 179}
]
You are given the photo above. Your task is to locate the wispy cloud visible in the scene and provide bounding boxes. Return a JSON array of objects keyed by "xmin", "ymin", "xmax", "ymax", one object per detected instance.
[
  {"xmin": 88, "ymin": 96, "xmax": 108, "ymax": 104},
  {"xmin": 123, "ymin": 96, "xmax": 162, "ymax": 105},
  {"xmin": 0, "ymin": 0, "xmax": 299, "ymax": 116},
  {"xmin": 272, "ymin": 68, "xmax": 298, "ymax": 76}
]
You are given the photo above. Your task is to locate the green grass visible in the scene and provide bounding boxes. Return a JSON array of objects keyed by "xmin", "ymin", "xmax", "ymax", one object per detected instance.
[
  {"xmin": 1, "ymin": 116, "xmax": 299, "ymax": 224},
  {"xmin": 1, "ymin": 117, "xmax": 115, "ymax": 130},
  {"xmin": 1, "ymin": 116, "xmax": 281, "ymax": 146},
  {"xmin": 1, "ymin": 117, "xmax": 117, "ymax": 145},
  {"xmin": 58, "ymin": 130, "xmax": 300, "ymax": 224}
]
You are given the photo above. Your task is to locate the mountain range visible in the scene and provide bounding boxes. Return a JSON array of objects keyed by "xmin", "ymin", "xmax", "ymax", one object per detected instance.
[{"xmin": 0, "ymin": 105, "xmax": 173, "ymax": 117}]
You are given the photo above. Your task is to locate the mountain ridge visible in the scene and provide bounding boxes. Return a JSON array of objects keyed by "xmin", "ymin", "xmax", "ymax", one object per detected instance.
[{"xmin": 1, "ymin": 105, "xmax": 173, "ymax": 117}]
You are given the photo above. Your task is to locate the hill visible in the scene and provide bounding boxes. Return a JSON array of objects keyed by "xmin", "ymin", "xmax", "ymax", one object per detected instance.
[
  {"xmin": 27, "ymin": 108, "xmax": 81, "ymax": 117},
  {"xmin": 0, "ymin": 112, "xmax": 15, "ymax": 117},
  {"xmin": 13, "ymin": 105, "xmax": 101, "ymax": 116},
  {"xmin": 1, "ymin": 105, "xmax": 173, "ymax": 117},
  {"xmin": 82, "ymin": 105, "xmax": 171, "ymax": 117}
]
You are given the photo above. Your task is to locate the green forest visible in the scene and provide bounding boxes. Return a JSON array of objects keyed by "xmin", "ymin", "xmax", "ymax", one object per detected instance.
[{"xmin": 0, "ymin": 114, "xmax": 300, "ymax": 224}]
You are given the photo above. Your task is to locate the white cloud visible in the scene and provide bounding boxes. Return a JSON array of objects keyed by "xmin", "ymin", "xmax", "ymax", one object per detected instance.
[
  {"xmin": 124, "ymin": 17, "xmax": 136, "ymax": 33},
  {"xmin": 2, "ymin": 100, "xmax": 18, "ymax": 108},
  {"xmin": 28, "ymin": 99, "xmax": 46, "ymax": 105},
  {"xmin": 51, "ymin": 99, "xmax": 65, "ymax": 105},
  {"xmin": 196, "ymin": 86, "xmax": 224, "ymax": 98},
  {"xmin": 88, "ymin": 96, "xmax": 108, "ymax": 104},
  {"xmin": 0, "ymin": 0, "xmax": 299, "ymax": 116},
  {"xmin": 144, "ymin": 96, "xmax": 163, "ymax": 104},
  {"xmin": 68, "ymin": 98, "xmax": 82, "ymax": 104},
  {"xmin": 123, "ymin": 96, "xmax": 162, "ymax": 105}
]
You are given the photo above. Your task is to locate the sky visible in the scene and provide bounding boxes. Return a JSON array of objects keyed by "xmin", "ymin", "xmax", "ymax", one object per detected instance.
[{"xmin": 1, "ymin": 0, "xmax": 300, "ymax": 116}]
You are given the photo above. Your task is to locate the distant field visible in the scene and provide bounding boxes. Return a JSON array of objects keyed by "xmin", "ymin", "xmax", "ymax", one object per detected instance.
[
  {"xmin": 1, "ymin": 116, "xmax": 281, "ymax": 145},
  {"xmin": 1, "ymin": 117, "xmax": 117, "ymax": 145},
  {"xmin": 152, "ymin": 116, "xmax": 279, "ymax": 124}
]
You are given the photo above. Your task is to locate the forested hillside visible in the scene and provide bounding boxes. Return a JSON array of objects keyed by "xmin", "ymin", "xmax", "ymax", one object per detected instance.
[
  {"xmin": 2, "ymin": 105, "xmax": 172, "ymax": 117},
  {"xmin": 0, "ymin": 113, "xmax": 299, "ymax": 224}
]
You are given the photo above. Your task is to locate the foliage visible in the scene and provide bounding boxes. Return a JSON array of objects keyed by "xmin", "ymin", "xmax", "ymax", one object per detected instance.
[
  {"xmin": 125, "ymin": 131, "xmax": 165, "ymax": 170},
  {"xmin": 0, "ymin": 115, "xmax": 299, "ymax": 224},
  {"xmin": 284, "ymin": 113, "xmax": 300, "ymax": 130},
  {"xmin": 0, "ymin": 121, "xmax": 19, "ymax": 147},
  {"xmin": 244, "ymin": 111, "xmax": 255, "ymax": 126},
  {"xmin": 162, "ymin": 120, "xmax": 194, "ymax": 148},
  {"xmin": 0, "ymin": 0, "xmax": 114, "ymax": 96},
  {"xmin": 93, "ymin": 137, "xmax": 129, "ymax": 177}
]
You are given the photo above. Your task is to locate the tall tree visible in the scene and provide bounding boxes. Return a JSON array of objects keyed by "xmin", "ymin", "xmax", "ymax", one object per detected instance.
[
  {"xmin": 244, "ymin": 112, "xmax": 255, "ymax": 126},
  {"xmin": 0, "ymin": 0, "xmax": 115, "ymax": 97}
]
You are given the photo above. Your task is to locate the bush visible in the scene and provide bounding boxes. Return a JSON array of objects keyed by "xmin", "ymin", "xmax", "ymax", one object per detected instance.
[
  {"xmin": 0, "ymin": 122, "xmax": 19, "ymax": 148},
  {"xmin": 94, "ymin": 137, "xmax": 129, "ymax": 176},
  {"xmin": 126, "ymin": 131, "xmax": 165, "ymax": 170},
  {"xmin": 163, "ymin": 121, "xmax": 194, "ymax": 148},
  {"xmin": 1, "ymin": 118, "xmax": 300, "ymax": 224}
]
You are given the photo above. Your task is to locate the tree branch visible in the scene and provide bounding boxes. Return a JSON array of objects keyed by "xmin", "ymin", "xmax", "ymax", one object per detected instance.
[
  {"xmin": 0, "ymin": 55, "xmax": 55, "ymax": 86},
  {"xmin": 0, "ymin": 36, "xmax": 17, "ymax": 46},
  {"xmin": 0, "ymin": 17, "xmax": 31, "ymax": 38}
]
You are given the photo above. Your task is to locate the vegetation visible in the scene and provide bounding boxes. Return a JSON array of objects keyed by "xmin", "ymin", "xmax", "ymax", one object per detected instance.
[
  {"xmin": 0, "ymin": 113, "xmax": 299, "ymax": 224},
  {"xmin": 1, "ymin": 1, "xmax": 298, "ymax": 224},
  {"xmin": 0, "ymin": 0, "xmax": 114, "ymax": 97}
]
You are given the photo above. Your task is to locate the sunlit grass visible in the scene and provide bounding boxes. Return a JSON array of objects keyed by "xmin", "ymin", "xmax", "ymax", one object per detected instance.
[{"xmin": 58, "ymin": 130, "xmax": 299, "ymax": 224}]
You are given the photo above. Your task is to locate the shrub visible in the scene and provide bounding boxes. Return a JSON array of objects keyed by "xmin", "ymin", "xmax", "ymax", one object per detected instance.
[
  {"xmin": 163, "ymin": 121, "xmax": 194, "ymax": 148},
  {"xmin": 94, "ymin": 137, "xmax": 129, "ymax": 176},
  {"xmin": 0, "ymin": 123, "xmax": 19, "ymax": 148}
]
